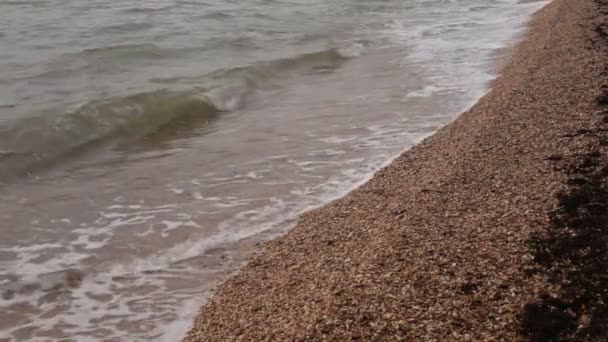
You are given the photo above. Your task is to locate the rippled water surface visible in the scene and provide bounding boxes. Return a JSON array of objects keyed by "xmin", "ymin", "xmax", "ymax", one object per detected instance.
[{"xmin": 0, "ymin": 0, "xmax": 546, "ymax": 340}]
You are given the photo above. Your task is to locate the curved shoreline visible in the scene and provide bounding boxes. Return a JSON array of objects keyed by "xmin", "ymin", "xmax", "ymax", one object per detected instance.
[{"xmin": 185, "ymin": 0, "xmax": 608, "ymax": 340}]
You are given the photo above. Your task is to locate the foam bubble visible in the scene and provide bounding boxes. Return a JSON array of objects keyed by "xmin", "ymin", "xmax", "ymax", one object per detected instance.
[
  {"xmin": 405, "ymin": 85, "xmax": 442, "ymax": 98},
  {"xmin": 338, "ymin": 42, "xmax": 366, "ymax": 58}
]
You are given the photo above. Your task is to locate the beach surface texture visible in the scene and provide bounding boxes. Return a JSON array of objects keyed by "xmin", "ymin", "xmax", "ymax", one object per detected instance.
[{"xmin": 185, "ymin": 0, "xmax": 608, "ymax": 340}]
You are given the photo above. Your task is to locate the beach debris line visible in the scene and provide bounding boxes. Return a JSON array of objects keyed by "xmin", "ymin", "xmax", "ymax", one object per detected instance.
[{"xmin": 520, "ymin": 2, "xmax": 608, "ymax": 339}]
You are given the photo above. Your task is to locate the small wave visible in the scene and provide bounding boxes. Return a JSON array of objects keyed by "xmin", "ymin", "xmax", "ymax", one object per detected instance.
[
  {"xmin": 79, "ymin": 43, "xmax": 170, "ymax": 60},
  {"xmin": 0, "ymin": 0, "xmax": 40, "ymax": 6},
  {"xmin": 268, "ymin": 48, "xmax": 351, "ymax": 72},
  {"xmin": 213, "ymin": 47, "xmax": 353, "ymax": 84},
  {"xmin": 149, "ymin": 47, "xmax": 355, "ymax": 89},
  {"xmin": 0, "ymin": 47, "xmax": 359, "ymax": 179},
  {"xmin": 95, "ymin": 22, "xmax": 154, "ymax": 35},
  {"xmin": 0, "ymin": 91, "xmax": 222, "ymax": 178},
  {"xmin": 198, "ymin": 11, "xmax": 233, "ymax": 19},
  {"xmin": 13, "ymin": 44, "xmax": 189, "ymax": 83},
  {"xmin": 175, "ymin": 0, "xmax": 209, "ymax": 6},
  {"xmin": 149, "ymin": 75, "xmax": 206, "ymax": 84},
  {"xmin": 122, "ymin": 5, "xmax": 177, "ymax": 13}
]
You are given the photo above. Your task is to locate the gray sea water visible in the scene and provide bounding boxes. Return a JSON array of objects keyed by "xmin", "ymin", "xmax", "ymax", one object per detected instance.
[{"xmin": 0, "ymin": 0, "xmax": 546, "ymax": 340}]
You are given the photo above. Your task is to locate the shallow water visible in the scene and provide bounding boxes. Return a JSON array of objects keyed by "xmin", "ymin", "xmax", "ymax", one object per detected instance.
[{"xmin": 0, "ymin": 0, "xmax": 546, "ymax": 340}]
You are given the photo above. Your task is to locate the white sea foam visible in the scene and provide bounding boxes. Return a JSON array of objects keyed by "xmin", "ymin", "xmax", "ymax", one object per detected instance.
[
  {"xmin": 338, "ymin": 42, "xmax": 366, "ymax": 58},
  {"xmin": 389, "ymin": 0, "xmax": 548, "ymax": 112},
  {"xmin": 405, "ymin": 85, "xmax": 442, "ymax": 98},
  {"xmin": 318, "ymin": 136, "xmax": 357, "ymax": 144}
]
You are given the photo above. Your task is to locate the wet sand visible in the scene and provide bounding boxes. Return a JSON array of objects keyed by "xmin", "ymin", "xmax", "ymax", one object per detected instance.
[{"xmin": 185, "ymin": 0, "xmax": 608, "ymax": 340}]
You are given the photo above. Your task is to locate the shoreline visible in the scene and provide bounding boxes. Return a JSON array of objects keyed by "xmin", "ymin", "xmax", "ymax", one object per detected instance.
[{"xmin": 185, "ymin": 0, "xmax": 608, "ymax": 340}]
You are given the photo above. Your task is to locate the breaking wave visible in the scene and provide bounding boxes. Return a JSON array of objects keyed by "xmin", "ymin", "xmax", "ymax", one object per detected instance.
[{"xmin": 0, "ymin": 47, "xmax": 357, "ymax": 179}]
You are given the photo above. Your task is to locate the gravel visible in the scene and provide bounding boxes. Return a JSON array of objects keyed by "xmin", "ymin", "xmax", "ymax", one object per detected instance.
[{"xmin": 185, "ymin": 0, "xmax": 608, "ymax": 340}]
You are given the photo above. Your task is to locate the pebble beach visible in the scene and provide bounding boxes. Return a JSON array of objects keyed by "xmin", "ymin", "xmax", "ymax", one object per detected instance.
[{"xmin": 184, "ymin": 0, "xmax": 608, "ymax": 340}]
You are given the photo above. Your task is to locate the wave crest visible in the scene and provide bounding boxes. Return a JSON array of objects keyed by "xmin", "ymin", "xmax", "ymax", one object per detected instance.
[{"xmin": 0, "ymin": 47, "xmax": 360, "ymax": 179}]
